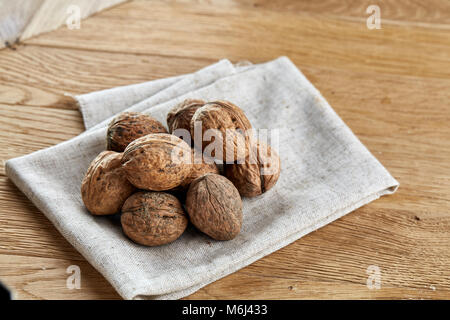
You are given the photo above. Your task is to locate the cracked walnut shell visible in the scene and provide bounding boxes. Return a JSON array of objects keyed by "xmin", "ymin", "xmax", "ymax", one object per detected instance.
[
  {"xmin": 186, "ymin": 174, "xmax": 242, "ymax": 240},
  {"xmin": 107, "ymin": 112, "xmax": 167, "ymax": 152},
  {"xmin": 81, "ymin": 151, "xmax": 135, "ymax": 215},
  {"xmin": 224, "ymin": 141, "xmax": 280, "ymax": 197},
  {"xmin": 122, "ymin": 133, "xmax": 192, "ymax": 191},
  {"xmin": 190, "ymin": 100, "xmax": 253, "ymax": 162},
  {"xmin": 121, "ymin": 191, "xmax": 188, "ymax": 246}
]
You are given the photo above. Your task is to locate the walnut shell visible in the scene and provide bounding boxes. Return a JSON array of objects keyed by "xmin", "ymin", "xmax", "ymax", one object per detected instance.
[
  {"xmin": 107, "ymin": 112, "xmax": 167, "ymax": 152},
  {"xmin": 122, "ymin": 133, "xmax": 192, "ymax": 191},
  {"xmin": 179, "ymin": 151, "xmax": 219, "ymax": 189},
  {"xmin": 81, "ymin": 151, "xmax": 135, "ymax": 215},
  {"xmin": 224, "ymin": 142, "xmax": 280, "ymax": 197},
  {"xmin": 167, "ymin": 99, "xmax": 205, "ymax": 136},
  {"xmin": 190, "ymin": 100, "xmax": 253, "ymax": 163},
  {"xmin": 121, "ymin": 191, "xmax": 188, "ymax": 246},
  {"xmin": 186, "ymin": 174, "xmax": 242, "ymax": 240}
]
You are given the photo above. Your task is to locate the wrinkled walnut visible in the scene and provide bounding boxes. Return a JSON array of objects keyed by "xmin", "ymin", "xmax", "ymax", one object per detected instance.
[
  {"xmin": 107, "ymin": 112, "xmax": 167, "ymax": 152},
  {"xmin": 121, "ymin": 191, "xmax": 188, "ymax": 246},
  {"xmin": 190, "ymin": 100, "xmax": 252, "ymax": 162},
  {"xmin": 167, "ymin": 99, "xmax": 205, "ymax": 136},
  {"xmin": 186, "ymin": 174, "xmax": 242, "ymax": 240},
  {"xmin": 224, "ymin": 141, "xmax": 280, "ymax": 197},
  {"xmin": 81, "ymin": 151, "xmax": 135, "ymax": 215},
  {"xmin": 122, "ymin": 133, "xmax": 192, "ymax": 191}
]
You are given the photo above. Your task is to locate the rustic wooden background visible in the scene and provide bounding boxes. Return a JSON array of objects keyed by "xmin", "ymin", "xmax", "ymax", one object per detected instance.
[{"xmin": 0, "ymin": 0, "xmax": 449, "ymax": 299}]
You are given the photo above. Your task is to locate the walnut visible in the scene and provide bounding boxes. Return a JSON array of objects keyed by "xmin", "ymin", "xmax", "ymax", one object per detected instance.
[
  {"xmin": 224, "ymin": 141, "xmax": 280, "ymax": 197},
  {"xmin": 107, "ymin": 112, "xmax": 167, "ymax": 152},
  {"xmin": 121, "ymin": 191, "xmax": 188, "ymax": 246},
  {"xmin": 190, "ymin": 100, "xmax": 252, "ymax": 163},
  {"xmin": 81, "ymin": 151, "xmax": 135, "ymax": 215},
  {"xmin": 167, "ymin": 99, "xmax": 205, "ymax": 136},
  {"xmin": 179, "ymin": 151, "xmax": 219, "ymax": 190},
  {"xmin": 122, "ymin": 133, "xmax": 192, "ymax": 191},
  {"xmin": 185, "ymin": 174, "xmax": 242, "ymax": 240}
]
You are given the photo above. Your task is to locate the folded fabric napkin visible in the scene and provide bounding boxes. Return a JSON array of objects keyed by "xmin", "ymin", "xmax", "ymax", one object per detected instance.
[{"xmin": 5, "ymin": 57, "xmax": 398, "ymax": 299}]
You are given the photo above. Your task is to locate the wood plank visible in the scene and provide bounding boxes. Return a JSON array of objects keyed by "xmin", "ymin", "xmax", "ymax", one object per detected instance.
[
  {"xmin": 188, "ymin": 265, "xmax": 449, "ymax": 299},
  {"xmin": 0, "ymin": 254, "xmax": 120, "ymax": 299},
  {"xmin": 210, "ymin": 0, "xmax": 450, "ymax": 25},
  {"xmin": 0, "ymin": 45, "xmax": 212, "ymax": 108},
  {"xmin": 25, "ymin": 0, "xmax": 450, "ymax": 78},
  {"xmin": 0, "ymin": 104, "xmax": 84, "ymax": 163}
]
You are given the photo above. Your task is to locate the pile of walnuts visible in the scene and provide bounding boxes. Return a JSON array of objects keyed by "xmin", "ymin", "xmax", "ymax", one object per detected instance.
[{"xmin": 81, "ymin": 99, "xmax": 281, "ymax": 246}]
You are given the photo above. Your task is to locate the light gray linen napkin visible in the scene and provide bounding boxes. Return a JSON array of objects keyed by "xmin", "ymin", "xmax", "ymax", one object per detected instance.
[{"xmin": 5, "ymin": 56, "xmax": 398, "ymax": 299}]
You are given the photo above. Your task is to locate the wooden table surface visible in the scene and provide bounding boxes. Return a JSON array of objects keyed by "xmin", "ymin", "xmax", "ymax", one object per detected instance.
[{"xmin": 0, "ymin": 0, "xmax": 449, "ymax": 300}]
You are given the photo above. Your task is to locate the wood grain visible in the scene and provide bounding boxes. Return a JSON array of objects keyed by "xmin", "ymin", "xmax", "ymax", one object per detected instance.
[
  {"xmin": 26, "ymin": 0, "xmax": 450, "ymax": 78},
  {"xmin": 0, "ymin": 254, "xmax": 120, "ymax": 299},
  {"xmin": 0, "ymin": 0, "xmax": 449, "ymax": 299},
  {"xmin": 0, "ymin": 45, "xmax": 211, "ymax": 108},
  {"xmin": 225, "ymin": 0, "xmax": 450, "ymax": 25}
]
